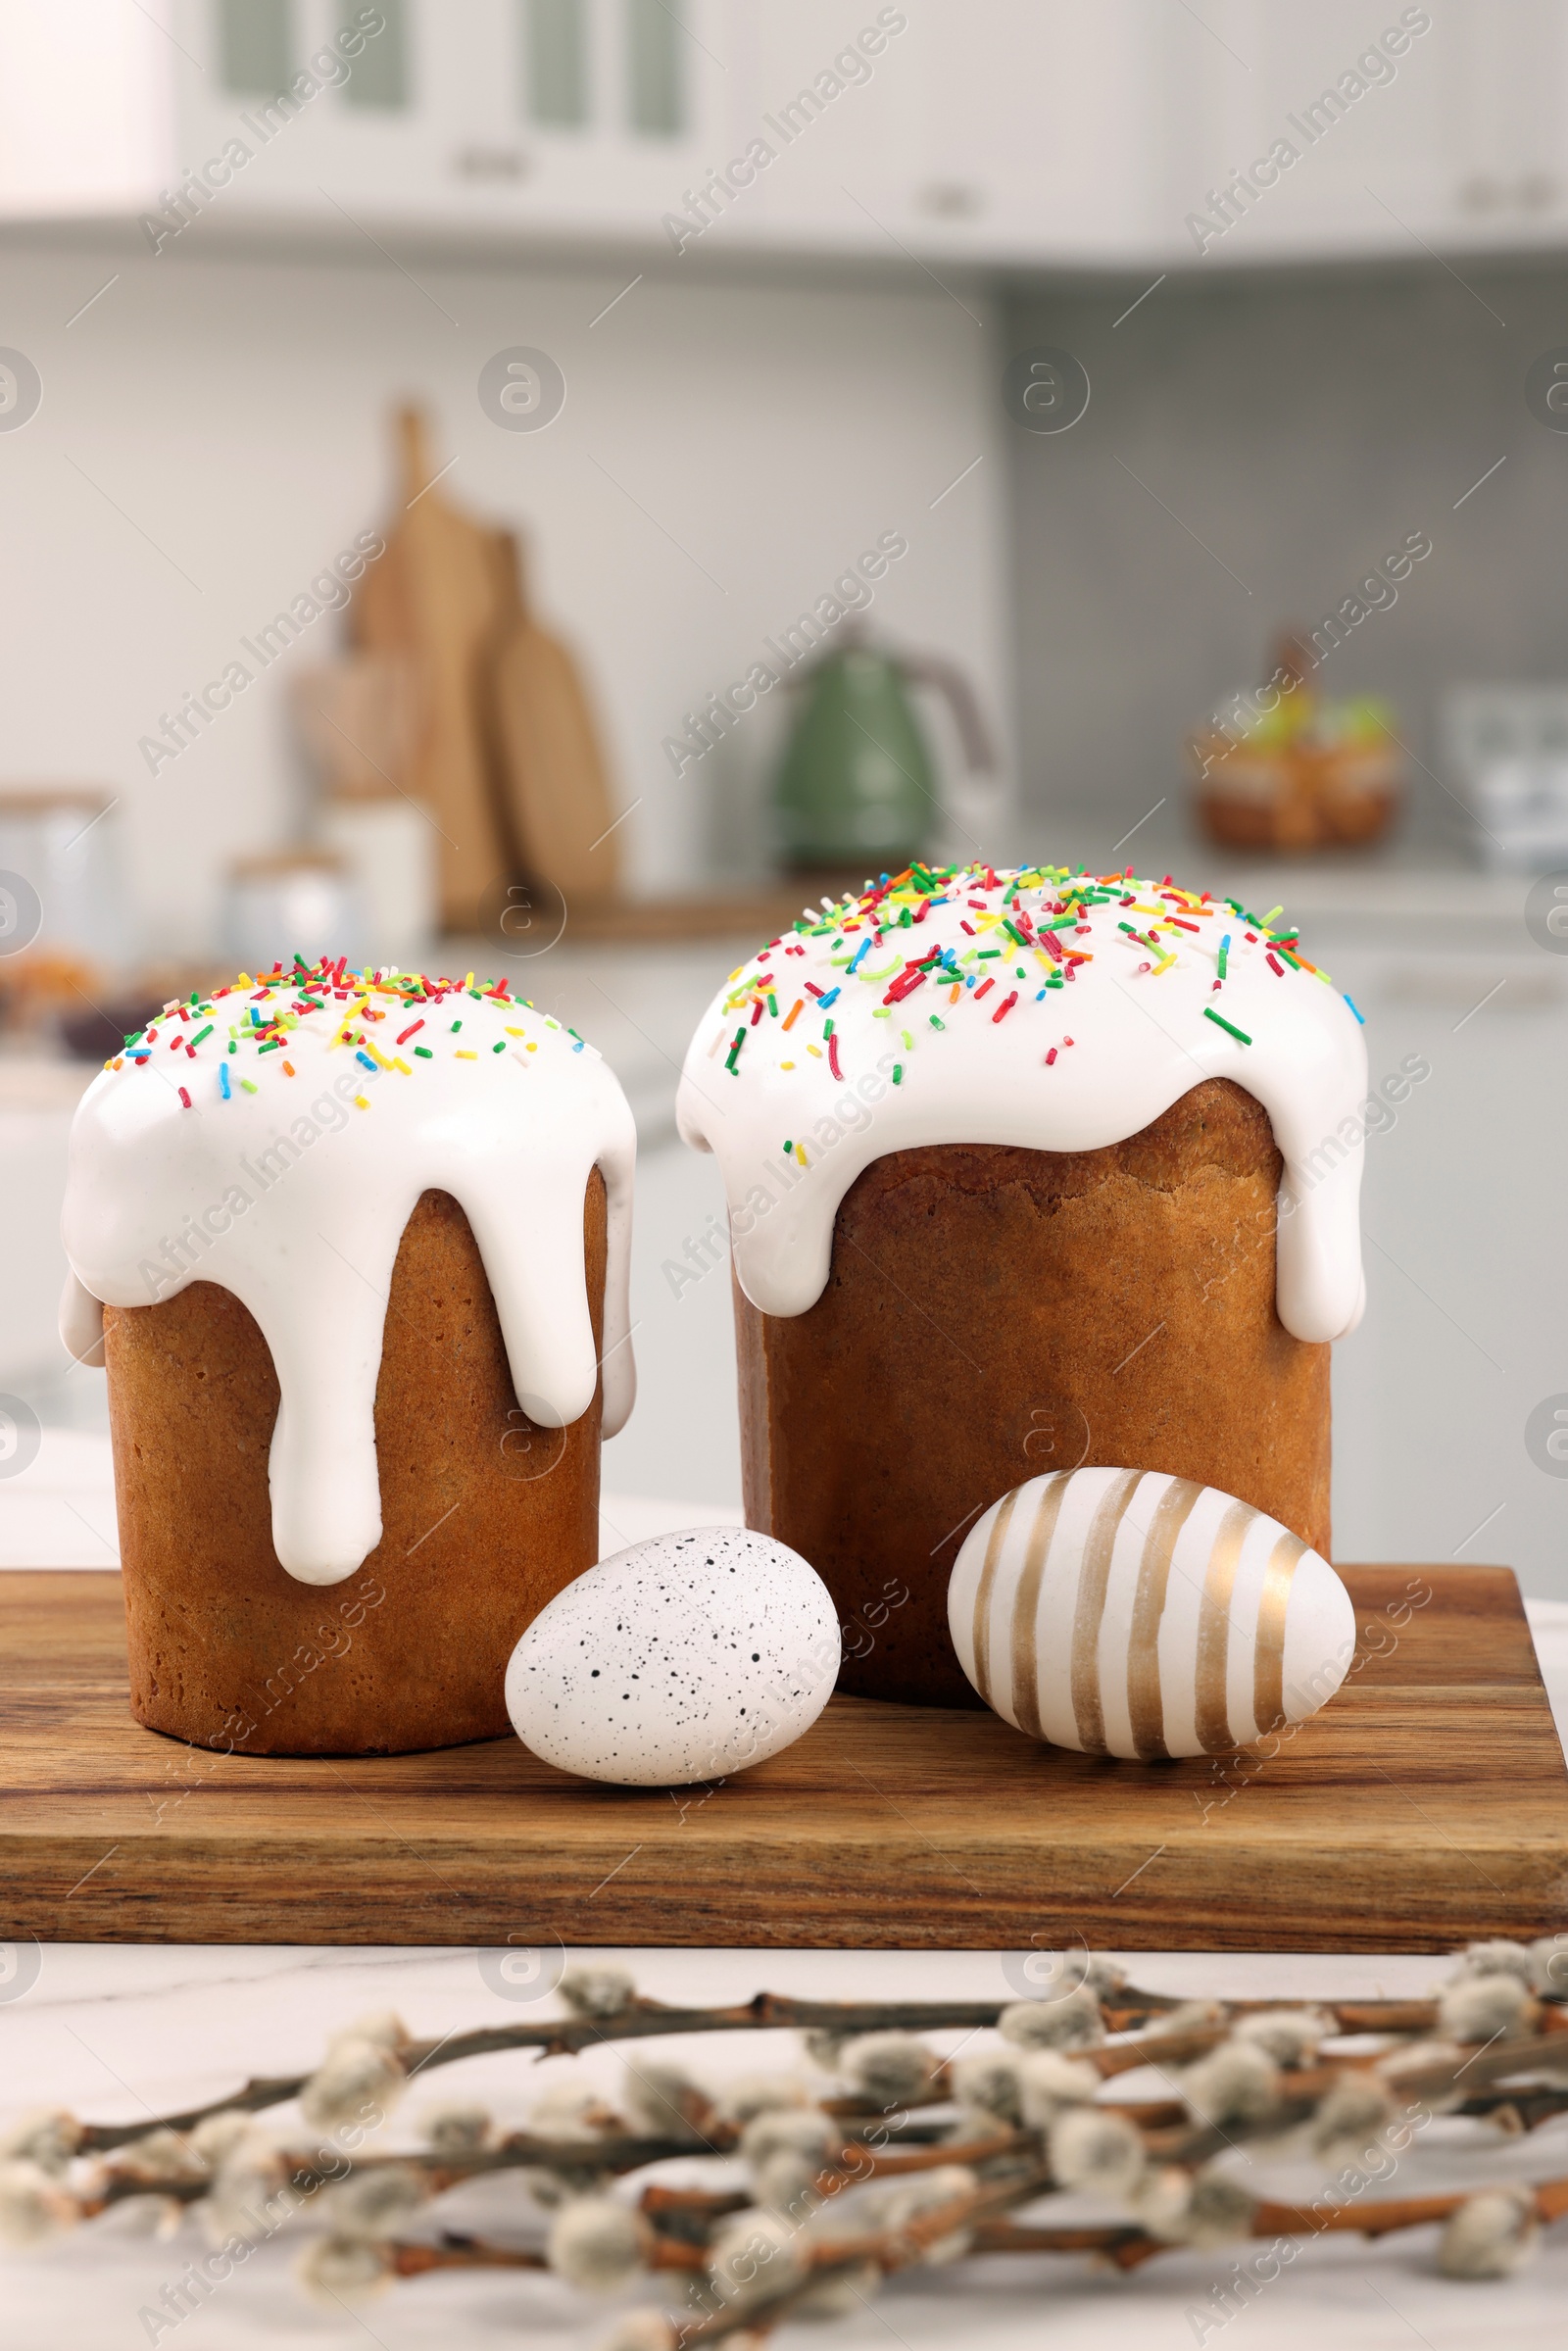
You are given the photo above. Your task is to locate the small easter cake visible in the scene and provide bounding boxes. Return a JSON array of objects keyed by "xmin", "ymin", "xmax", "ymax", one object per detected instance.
[
  {"xmin": 677, "ymin": 862, "xmax": 1367, "ymax": 1709},
  {"xmin": 61, "ymin": 956, "xmax": 635, "ymax": 1756}
]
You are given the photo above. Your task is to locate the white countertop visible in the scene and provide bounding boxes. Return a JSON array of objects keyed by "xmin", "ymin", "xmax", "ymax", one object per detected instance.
[
  {"xmin": 3, "ymin": 1460, "xmax": 1566, "ymax": 2349},
  {"xmin": 7, "ymin": 1943, "xmax": 1567, "ymax": 2351}
]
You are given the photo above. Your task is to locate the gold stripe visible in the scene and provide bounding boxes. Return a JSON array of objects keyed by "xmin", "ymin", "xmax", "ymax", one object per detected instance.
[
  {"xmin": 1194, "ymin": 1500, "xmax": 1254, "ymax": 1754},
  {"xmin": 1252, "ymin": 1531, "xmax": 1307, "ymax": 1737},
  {"xmin": 1009, "ymin": 1474, "xmax": 1072, "ymax": 1739},
  {"xmin": 1069, "ymin": 1469, "xmax": 1144, "ymax": 1755},
  {"xmin": 970, "ymin": 1486, "xmax": 1020, "ymax": 1705},
  {"xmin": 1125, "ymin": 1477, "xmax": 1206, "ymax": 1760}
]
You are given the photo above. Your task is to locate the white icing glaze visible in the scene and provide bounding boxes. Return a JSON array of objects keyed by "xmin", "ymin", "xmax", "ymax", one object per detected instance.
[
  {"xmin": 61, "ymin": 962, "xmax": 635, "ymax": 1587},
  {"xmin": 677, "ymin": 864, "xmax": 1366, "ymax": 1344}
]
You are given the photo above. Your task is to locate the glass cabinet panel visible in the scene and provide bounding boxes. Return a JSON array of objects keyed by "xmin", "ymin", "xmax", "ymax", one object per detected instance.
[
  {"xmin": 624, "ymin": 0, "xmax": 683, "ymax": 137},
  {"xmin": 217, "ymin": 0, "xmax": 293, "ymax": 98},
  {"xmin": 526, "ymin": 0, "xmax": 589, "ymax": 126},
  {"xmin": 340, "ymin": 0, "xmax": 411, "ymax": 108}
]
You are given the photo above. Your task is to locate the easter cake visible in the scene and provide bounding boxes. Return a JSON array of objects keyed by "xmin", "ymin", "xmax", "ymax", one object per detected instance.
[
  {"xmin": 677, "ymin": 863, "xmax": 1367, "ymax": 1709},
  {"xmin": 60, "ymin": 957, "xmax": 635, "ymax": 1756}
]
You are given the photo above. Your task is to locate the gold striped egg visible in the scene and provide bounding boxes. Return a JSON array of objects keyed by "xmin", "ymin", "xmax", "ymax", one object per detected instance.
[{"xmin": 948, "ymin": 1468, "xmax": 1355, "ymax": 1759}]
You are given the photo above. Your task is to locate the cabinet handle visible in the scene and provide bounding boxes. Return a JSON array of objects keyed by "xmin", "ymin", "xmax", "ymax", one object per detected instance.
[
  {"xmin": 452, "ymin": 147, "xmax": 532, "ymax": 182},
  {"xmin": 916, "ymin": 181, "xmax": 985, "ymax": 220},
  {"xmin": 1458, "ymin": 173, "xmax": 1504, "ymax": 213}
]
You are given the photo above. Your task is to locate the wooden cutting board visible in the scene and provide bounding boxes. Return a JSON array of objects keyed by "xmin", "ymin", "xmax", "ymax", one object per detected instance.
[
  {"xmin": 485, "ymin": 529, "xmax": 622, "ymax": 908},
  {"xmin": 3, "ymin": 1567, "xmax": 1563, "ymax": 1950},
  {"xmin": 351, "ymin": 407, "xmax": 514, "ymax": 930}
]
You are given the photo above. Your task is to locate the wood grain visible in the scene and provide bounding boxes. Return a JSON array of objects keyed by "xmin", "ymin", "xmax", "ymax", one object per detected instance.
[
  {"xmin": 2, "ymin": 1567, "xmax": 1563, "ymax": 1950},
  {"xmin": 351, "ymin": 407, "xmax": 513, "ymax": 928},
  {"xmin": 485, "ymin": 529, "xmax": 621, "ymax": 907}
]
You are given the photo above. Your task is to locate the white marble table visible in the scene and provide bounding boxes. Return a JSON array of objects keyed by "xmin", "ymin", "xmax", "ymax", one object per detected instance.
[{"xmin": 3, "ymin": 1451, "xmax": 1566, "ymax": 2350}]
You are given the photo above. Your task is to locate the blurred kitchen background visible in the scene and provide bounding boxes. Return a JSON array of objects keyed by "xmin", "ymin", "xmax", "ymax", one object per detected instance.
[{"xmin": 0, "ymin": 1, "xmax": 1565, "ymax": 1594}]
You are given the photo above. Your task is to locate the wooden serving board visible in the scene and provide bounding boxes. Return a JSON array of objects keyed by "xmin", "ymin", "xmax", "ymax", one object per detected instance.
[{"xmin": 3, "ymin": 1568, "xmax": 1563, "ymax": 1951}]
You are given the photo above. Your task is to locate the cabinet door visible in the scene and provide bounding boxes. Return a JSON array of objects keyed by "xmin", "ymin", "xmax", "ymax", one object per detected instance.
[
  {"xmin": 485, "ymin": 0, "xmax": 729, "ymax": 235},
  {"xmin": 1448, "ymin": 0, "xmax": 1568, "ymax": 248},
  {"xmin": 1177, "ymin": 0, "xmax": 1568, "ymax": 264},
  {"xmin": 1170, "ymin": 1, "xmax": 1461, "ymax": 263},
  {"xmin": 166, "ymin": 0, "xmax": 725, "ymax": 239},
  {"xmin": 729, "ymin": 1, "xmax": 1166, "ymax": 265},
  {"xmin": 1326, "ymin": 937, "xmax": 1568, "ymax": 1599}
]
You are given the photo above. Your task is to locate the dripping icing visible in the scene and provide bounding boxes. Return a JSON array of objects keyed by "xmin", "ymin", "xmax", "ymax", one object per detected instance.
[
  {"xmin": 676, "ymin": 862, "xmax": 1366, "ymax": 1346},
  {"xmin": 61, "ymin": 960, "xmax": 635, "ymax": 1588}
]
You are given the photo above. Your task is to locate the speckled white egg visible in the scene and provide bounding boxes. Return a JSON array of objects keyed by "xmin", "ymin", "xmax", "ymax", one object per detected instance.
[
  {"xmin": 949, "ymin": 1468, "xmax": 1355, "ymax": 1759},
  {"xmin": 505, "ymin": 1528, "xmax": 841, "ymax": 1786}
]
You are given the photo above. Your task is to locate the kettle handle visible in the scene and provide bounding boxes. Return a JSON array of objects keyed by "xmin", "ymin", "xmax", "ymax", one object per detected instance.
[{"xmin": 897, "ymin": 650, "xmax": 999, "ymax": 774}]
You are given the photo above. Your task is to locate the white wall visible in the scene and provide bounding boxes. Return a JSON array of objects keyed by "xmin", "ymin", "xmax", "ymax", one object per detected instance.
[{"xmin": 0, "ymin": 237, "xmax": 1009, "ymax": 960}]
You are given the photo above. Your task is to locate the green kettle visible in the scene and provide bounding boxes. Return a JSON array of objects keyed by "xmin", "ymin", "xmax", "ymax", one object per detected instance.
[{"xmin": 772, "ymin": 634, "xmax": 996, "ymax": 871}]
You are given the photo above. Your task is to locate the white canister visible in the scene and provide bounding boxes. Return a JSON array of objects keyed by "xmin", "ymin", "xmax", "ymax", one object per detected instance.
[
  {"xmin": 319, "ymin": 796, "xmax": 437, "ymax": 971},
  {"xmin": 221, "ymin": 852, "xmax": 363, "ymax": 974},
  {"xmin": 0, "ymin": 786, "xmax": 127, "ymax": 974}
]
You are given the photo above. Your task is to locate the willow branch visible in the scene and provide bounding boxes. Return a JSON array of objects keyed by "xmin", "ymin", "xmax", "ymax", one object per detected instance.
[
  {"xmin": 72, "ymin": 1994, "xmax": 1017, "ymax": 2154},
  {"xmin": 947, "ymin": 2174, "xmax": 1568, "ymax": 2269},
  {"xmin": 73, "ymin": 1987, "xmax": 1568, "ymax": 2154},
  {"xmin": 390, "ymin": 2241, "xmax": 549, "ymax": 2276},
  {"xmin": 377, "ymin": 2174, "xmax": 1568, "ymax": 2311},
  {"xmin": 97, "ymin": 2123, "xmax": 1031, "ymax": 2213},
  {"xmin": 672, "ymin": 2165, "xmax": 1057, "ymax": 2345}
]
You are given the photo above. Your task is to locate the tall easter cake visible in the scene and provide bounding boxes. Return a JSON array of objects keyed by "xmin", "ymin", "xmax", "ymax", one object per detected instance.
[
  {"xmin": 61, "ymin": 956, "xmax": 635, "ymax": 1755},
  {"xmin": 677, "ymin": 862, "xmax": 1366, "ymax": 1708}
]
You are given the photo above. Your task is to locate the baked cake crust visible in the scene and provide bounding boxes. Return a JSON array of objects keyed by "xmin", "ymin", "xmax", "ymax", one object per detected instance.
[
  {"xmin": 734, "ymin": 1082, "xmax": 1329, "ymax": 1708},
  {"xmin": 107, "ymin": 1178, "xmax": 607, "ymax": 1755}
]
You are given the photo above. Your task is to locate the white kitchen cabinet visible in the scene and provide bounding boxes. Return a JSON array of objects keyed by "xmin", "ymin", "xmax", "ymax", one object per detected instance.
[
  {"xmin": 167, "ymin": 0, "xmax": 728, "ymax": 241},
  {"xmin": 1164, "ymin": 1, "xmax": 1455, "ymax": 263},
  {"xmin": 0, "ymin": 0, "xmax": 1175, "ymax": 262},
  {"xmin": 0, "ymin": 0, "xmax": 727, "ymax": 246},
  {"xmin": 1317, "ymin": 924, "xmax": 1568, "ymax": 1602},
  {"xmin": 1173, "ymin": 0, "xmax": 1568, "ymax": 266},
  {"xmin": 1449, "ymin": 0, "xmax": 1568, "ymax": 240},
  {"xmin": 5, "ymin": 2, "xmax": 1568, "ymax": 271},
  {"xmin": 719, "ymin": 2, "xmax": 1165, "ymax": 267},
  {"xmin": 0, "ymin": 1060, "xmax": 93, "ymax": 1394}
]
